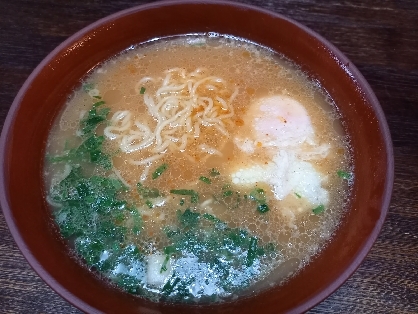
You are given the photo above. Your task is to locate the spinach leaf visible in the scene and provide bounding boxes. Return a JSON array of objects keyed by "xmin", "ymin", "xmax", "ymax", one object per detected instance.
[
  {"xmin": 170, "ymin": 189, "xmax": 199, "ymax": 204},
  {"xmin": 50, "ymin": 167, "xmax": 145, "ymax": 292},
  {"xmin": 249, "ymin": 187, "xmax": 270, "ymax": 214},
  {"xmin": 199, "ymin": 176, "xmax": 211, "ymax": 184},
  {"xmin": 312, "ymin": 204, "xmax": 325, "ymax": 215},
  {"xmin": 48, "ymin": 135, "xmax": 112, "ymax": 170},
  {"xmin": 79, "ymin": 106, "xmax": 110, "ymax": 136},
  {"xmin": 137, "ymin": 182, "xmax": 160, "ymax": 198},
  {"xmin": 152, "ymin": 163, "xmax": 168, "ymax": 179},
  {"xmin": 160, "ymin": 209, "xmax": 276, "ymax": 297},
  {"xmin": 337, "ymin": 170, "xmax": 352, "ymax": 180}
]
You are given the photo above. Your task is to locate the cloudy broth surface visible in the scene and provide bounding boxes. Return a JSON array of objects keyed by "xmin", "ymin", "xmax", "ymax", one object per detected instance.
[{"xmin": 44, "ymin": 35, "xmax": 353, "ymax": 303}]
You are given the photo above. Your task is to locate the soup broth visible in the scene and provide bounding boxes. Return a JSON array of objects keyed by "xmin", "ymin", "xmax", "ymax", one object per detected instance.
[{"xmin": 44, "ymin": 35, "xmax": 353, "ymax": 303}]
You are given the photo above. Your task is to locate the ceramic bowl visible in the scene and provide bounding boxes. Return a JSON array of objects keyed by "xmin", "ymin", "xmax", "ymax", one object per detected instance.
[{"xmin": 0, "ymin": 1, "xmax": 394, "ymax": 313}]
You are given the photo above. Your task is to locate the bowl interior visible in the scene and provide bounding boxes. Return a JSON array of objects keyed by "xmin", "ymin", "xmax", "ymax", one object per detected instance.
[{"xmin": 0, "ymin": 1, "xmax": 393, "ymax": 313}]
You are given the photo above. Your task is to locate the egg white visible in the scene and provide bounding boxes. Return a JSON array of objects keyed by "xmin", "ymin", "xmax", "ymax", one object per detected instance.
[{"xmin": 230, "ymin": 95, "xmax": 329, "ymax": 217}]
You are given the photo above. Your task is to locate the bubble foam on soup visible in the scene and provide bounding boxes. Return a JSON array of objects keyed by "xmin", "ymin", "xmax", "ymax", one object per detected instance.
[{"xmin": 44, "ymin": 34, "xmax": 353, "ymax": 303}]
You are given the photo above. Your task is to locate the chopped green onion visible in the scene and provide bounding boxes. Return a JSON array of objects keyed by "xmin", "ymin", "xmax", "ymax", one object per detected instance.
[
  {"xmin": 210, "ymin": 168, "xmax": 220, "ymax": 176},
  {"xmin": 139, "ymin": 87, "xmax": 146, "ymax": 94},
  {"xmin": 160, "ymin": 255, "xmax": 170, "ymax": 273},
  {"xmin": 294, "ymin": 192, "xmax": 302, "ymax": 199},
  {"xmin": 92, "ymin": 100, "xmax": 105, "ymax": 108},
  {"xmin": 137, "ymin": 183, "xmax": 160, "ymax": 198},
  {"xmin": 248, "ymin": 187, "xmax": 270, "ymax": 214},
  {"xmin": 170, "ymin": 189, "xmax": 199, "ymax": 203},
  {"xmin": 257, "ymin": 203, "xmax": 270, "ymax": 213},
  {"xmin": 79, "ymin": 106, "xmax": 110, "ymax": 135},
  {"xmin": 161, "ymin": 276, "xmax": 180, "ymax": 295},
  {"xmin": 312, "ymin": 204, "xmax": 325, "ymax": 215},
  {"xmin": 177, "ymin": 208, "xmax": 200, "ymax": 227},
  {"xmin": 145, "ymin": 200, "xmax": 153, "ymax": 209},
  {"xmin": 202, "ymin": 213, "xmax": 220, "ymax": 223},
  {"xmin": 203, "ymin": 213, "xmax": 227, "ymax": 230},
  {"xmin": 337, "ymin": 170, "xmax": 352, "ymax": 180},
  {"xmin": 190, "ymin": 193, "xmax": 199, "ymax": 203},
  {"xmin": 48, "ymin": 135, "xmax": 112, "ymax": 170},
  {"xmin": 249, "ymin": 188, "xmax": 266, "ymax": 203},
  {"xmin": 164, "ymin": 246, "xmax": 177, "ymax": 255},
  {"xmin": 82, "ymin": 83, "xmax": 94, "ymax": 92},
  {"xmin": 246, "ymin": 237, "xmax": 258, "ymax": 267},
  {"xmin": 170, "ymin": 189, "xmax": 196, "ymax": 196},
  {"xmin": 223, "ymin": 190, "xmax": 233, "ymax": 197},
  {"xmin": 179, "ymin": 199, "xmax": 185, "ymax": 206},
  {"xmin": 199, "ymin": 176, "xmax": 211, "ymax": 184},
  {"xmin": 152, "ymin": 163, "xmax": 168, "ymax": 179}
]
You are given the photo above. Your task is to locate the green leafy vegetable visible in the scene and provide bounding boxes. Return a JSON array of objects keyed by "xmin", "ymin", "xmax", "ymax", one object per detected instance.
[
  {"xmin": 47, "ymin": 100, "xmax": 149, "ymax": 295},
  {"xmin": 190, "ymin": 194, "xmax": 199, "ymax": 203},
  {"xmin": 164, "ymin": 245, "xmax": 177, "ymax": 255},
  {"xmin": 161, "ymin": 276, "xmax": 181, "ymax": 295},
  {"xmin": 170, "ymin": 189, "xmax": 199, "ymax": 203},
  {"xmin": 210, "ymin": 168, "xmax": 220, "ymax": 176},
  {"xmin": 82, "ymin": 83, "xmax": 94, "ymax": 92},
  {"xmin": 79, "ymin": 105, "xmax": 110, "ymax": 136},
  {"xmin": 257, "ymin": 203, "xmax": 270, "ymax": 213},
  {"xmin": 249, "ymin": 188, "xmax": 269, "ymax": 213},
  {"xmin": 145, "ymin": 200, "xmax": 153, "ymax": 209},
  {"xmin": 152, "ymin": 163, "xmax": 168, "ymax": 179},
  {"xmin": 199, "ymin": 176, "xmax": 211, "ymax": 184},
  {"xmin": 177, "ymin": 208, "xmax": 200, "ymax": 228},
  {"xmin": 92, "ymin": 100, "xmax": 105, "ymax": 108},
  {"xmin": 202, "ymin": 213, "xmax": 221, "ymax": 223},
  {"xmin": 137, "ymin": 183, "xmax": 160, "ymax": 199},
  {"xmin": 160, "ymin": 255, "xmax": 170, "ymax": 273},
  {"xmin": 160, "ymin": 209, "xmax": 276, "ymax": 297},
  {"xmin": 312, "ymin": 204, "xmax": 325, "ymax": 215},
  {"xmin": 49, "ymin": 163, "xmax": 146, "ymax": 294},
  {"xmin": 222, "ymin": 190, "xmax": 233, "ymax": 197},
  {"xmin": 249, "ymin": 188, "xmax": 266, "ymax": 203},
  {"xmin": 76, "ymin": 101, "xmax": 112, "ymax": 167},
  {"xmin": 139, "ymin": 86, "xmax": 146, "ymax": 94},
  {"xmin": 48, "ymin": 135, "xmax": 112, "ymax": 170},
  {"xmin": 220, "ymin": 184, "xmax": 234, "ymax": 198},
  {"xmin": 170, "ymin": 189, "xmax": 196, "ymax": 195},
  {"xmin": 337, "ymin": 170, "xmax": 352, "ymax": 180},
  {"xmin": 50, "ymin": 166, "xmax": 143, "ymax": 267},
  {"xmin": 202, "ymin": 213, "xmax": 227, "ymax": 230},
  {"xmin": 246, "ymin": 237, "xmax": 258, "ymax": 267}
]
